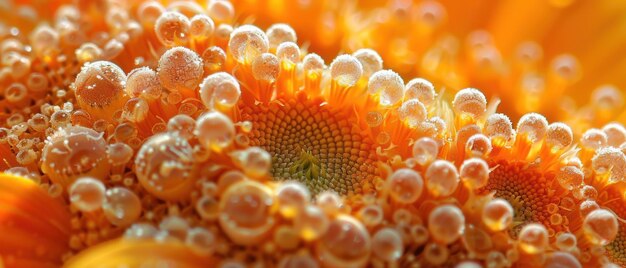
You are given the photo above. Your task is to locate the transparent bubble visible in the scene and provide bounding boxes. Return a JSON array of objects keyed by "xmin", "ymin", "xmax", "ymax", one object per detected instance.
[
  {"xmin": 398, "ymin": 99, "xmax": 427, "ymax": 128},
  {"xmin": 195, "ymin": 111, "xmax": 235, "ymax": 151},
  {"xmin": 219, "ymin": 181, "xmax": 275, "ymax": 245},
  {"xmin": 460, "ymin": 158, "xmax": 490, "ymax": 189},
  {"xmin": 229, "ymin": 25, "xmax": 269, "ymax": 63},
  {"xmin": 157, "ymin": 46, "xmax": 203, "ymax": 92},
  {"xmin": 583, "ymin": 209, "xmax": 618, "ymax": 246},
  {"xmin": 592, "ymin": 85, "xmax": 623, "ymax": 110},
  {"xmin": 466, "ymin": 134, "xmax": 492, "ymax": 157},
  {"xmin": 452, "ymin": 88, "xmax": 487, "ymax": 117},
  {"xmin": 356, "ymin": 204, "xmax": 383, "ymax": 228},
  {"xmin": 368, "ymin": 70, "xmax": 404, "ymax": 106},
  {"xmin": 302, "ymin": 53, "xmax": 325, "ymax": 72},
  {"xmin": 107, "ymin": 142, "xmax": 133, "ymax": 166},
  {"xmin": 556, "ymin": 166, "xmax": 583, "ymax": 191},
  {"xmin": 428, "ymin": 204, "xmax": 465, "ymax": 244},
  {"xmin": 167, "ymin": 114, "xmax": 195, "ymax": 139},
  {"xmin": 404, "ymin": 78, "xmax": 436, "ymax": 105},
  {"xmin": 277, "ymin": 181, "xmax": 311, "ymax": 218},
  {"xmin": 41, "ymin": 126, "xmax": 109, "ymax": 186},
  {"xmin": 425, "ymin": 160, "xmax": 459, "ymax": 197},
  {"xmin": 207, "ymin": 0, "xmax": 234, "ymax": 21},
  {"xmin": 125, "ymin": 67, "xmax": 162, "ymax": 100},
  {"xmin": 69, "ymin": 177, "xmax": 106, "ymax": 212},
  {"xmin": 199, "ymin": 72, "xmax": 240, "ymax": 109},
  {"xmin": 125, "ymin": 223, "xmax": 158, "ymax": 240},
  {"xmin": 518, "ymin": 223, "xmax": 549, "ymax": 254},
  {"xmin": 189, "ymin": 14, "xmax": 214, "ymax": 37},
  {"xmin": 592, "ymin": 147, "xmax": 626, "ymax": 183},
  {"xmin": 546, "ymin": 122, "xmax": 573, "ymax": 150},
  {"xmin": 276, "ymin": 42, "xmax": 300, "ymax": 63},
  {"xmin": 295, "ymin": 205, "xmax": 329, "ymax": 241},
  {"xmin": 266, "ymin": 23, "xmax": 297, "ymax": 50},
  {"xmin": 330, "ymin": 54, "xmax": 362, "ymax": 87},
  {"xmin": 550, "ymin": 54, "xmax": 580, "ymax": 82},
  {"xmin": 316, "ymin": 215, "xmax": 371, "ymax": 268},
  {"xmin": 482, "ymin": 198, "xmax": 514, "ymax": 231},
  {"xmin": 602, "ymin": 123, "xmax": 626, "ymax": 147},
  {"xmin": 273, "ymin": 225, "xmax": 300, "ymax": 250},
  {"xmin": 555, "ymin": 232, "xmax": 577, "ymax": 251},
  {"xmin": 72, "ymin": 61, "xmax": 127, "ymax": 113},
  {"xmin": 352, "ymin": 48, "xmax": 382, "ymax": 77},
  {"xmin": 231, "ymin": 147, "xmax": 272, "ymax": 178},
  {"xmin": 122, "ymin": 98, "xmax": 149, "ymax": 123},
  {"xmin": 201, "ymin": 46, "xmax": 226, "ymax": 73},
  {"xmin": 412, "ymin": 137, "xmax": 439, "ymax": 166},
  {"xmin": 135, "ymin": 133, "xmax": 195, "ymax": 200},
  {"xmin": 159, "ymin": 215, "xmax": 190, "ymax": 241},
  {"xmin": 581, "ymin": 128, "xmax": 607, "ymax": 150},
  {"xmin": 484, "ymin": 113, "xmax": 514, "ymax": 142},
  {"xmin": 315, "ymin": 191, "xmax": 342, "ymax": 215},
  {"xmin": 388, "ymin": 168, "xmax": 424, "ymax": 204},
  {"xmin": 102, "ymin": 187, "xmax": 142, "ymax": 226},
  {"xmin": 251, "ymin": 53, "xmax": 280, "ymax": 82},
  {"xmin": 155, "ymin": 11, "xmax": 190, "ymax": 47},
  {"xmin": 544, "ymin": 252, "xmax": 582, "ymax": 268},
  {"xmin": 371, "ymin": 228, "xmax": 403, "ymax": 262}
]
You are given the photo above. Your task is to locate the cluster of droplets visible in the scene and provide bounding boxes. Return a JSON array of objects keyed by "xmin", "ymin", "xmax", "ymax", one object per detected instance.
[{"xmin": 1, "ymin": 0, "xmax": 626, "ymax": 268}]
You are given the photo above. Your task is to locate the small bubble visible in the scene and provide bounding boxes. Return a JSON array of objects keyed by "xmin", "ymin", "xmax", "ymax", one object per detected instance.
[
  {"xmin": 412, "ymin": 137, "xmax": 439, "ymax": 165},
  {"xmin": 276, "ymin": 42, "xmax": 300, "ymax": 63},
  {"xmin": 583, "ymin": 209, "xmax": 618, "ymax": 246},
  {"xmin": 387, "ymin": 168, "xmax": 424, "ymax": 204},
  {"xmin": 602, "ymin": 123, "xmax": 626, "ymax": 147},
  {"xmin": 195, "ymin": 111, "xmax": 235, "ymax": 151},
  {"xmin": 518, "ymin": 223, "xmax": 549, "ymax": 254},
  {"xmin": 368, "ymin": 70, "xmax": 404, "ymax": 106},
  {"xmin": 546, "ymin": 122, "xmax": 573, "ymax": 150},
  {"xmin": 428, "ymin": 204, "xmax": 465, "ymax": 244},
  {"xmin": 330, "ymin": 54, "xmax": 362, "ymax": 87},
  {"xmin": 189, "ymin": 14, "xmax": 214, "ymax": 37},
  {"xmin": 229, "ymin": 25, "xmax": 269, "ymax": 63},
  {"xmin": 155, "ymin": 11, "xmax": 190, "ymax": 47},
  {"xmin": 371, "ymin": 228, "xmax": 403, "ymax": 262},
  {"xmin": 251, "ymin": 53, "xmax": 280, "ymax": 82},
  {"xmin": 157, "ymin": 46, "xmax": 203, "ymax": 92},
  {"xmin": 266, "ymin": 23, "xmax": 297, "ymax": 50},
  {"xmin": 199, "ymin": 72, "xmax": 240, "ymax": 109},
  {"xmin": 425, "ymin": 160, "xmax": 459, "ymax": 197},
  {"xmin": 404, "ymin": 78, "xmax": 436, "ymax": 105},
  {"xmin": 219, "ymin": 181, "xmax": 275, "ymax": 245},
  {"xmin": 398, "ymin": 99, "xmax": 427, "ymax": 127},
  {"xmin": 556, "ymin": 166, "xmax": 583, "ymax": 191},
  {"xmin": 102, "ymin": 187, "xmax": 142, "ymax": 227},
  {"xmin": 460, "ymin": 158, "xmax": 490, "ymax": 189},
  {"xmin": 352, "ymin": 48, "xmax": 382, "ymax": 77},
  {"xmin": 302, "ymin": 53, "xmax": 325, "ymax": 73},
  {"xmin": 135, "ymin": 132, "xmax": 195, "ymax": 200},
  {"xmin": 580, "ymin": 128, "xmax": 607, "ymax": 150},
  {"xmin": 452, "ymin": 88, "xmax": 487, "ymax": 118},
  {"xmin": 482, "ymin": 198, "xmax": 514, "ymax": 232},
  {"xmin": 69, "ymin": 177, "xmax": 106, "ymax": 212}
]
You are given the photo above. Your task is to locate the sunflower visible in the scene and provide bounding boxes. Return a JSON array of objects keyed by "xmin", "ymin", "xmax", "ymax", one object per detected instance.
[{"xmin": 0, "ymin": 0, "xmax": 625, "ymax": 267}]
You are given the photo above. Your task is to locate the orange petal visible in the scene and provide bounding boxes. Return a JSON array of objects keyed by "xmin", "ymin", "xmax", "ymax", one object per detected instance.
[
  {"xmin": 64, "ymin": 238, "xmax": 217, "ymax": 268},
  {"xmin": 0, "ymin": 173, "xmax": 71, "ymax": 268}
]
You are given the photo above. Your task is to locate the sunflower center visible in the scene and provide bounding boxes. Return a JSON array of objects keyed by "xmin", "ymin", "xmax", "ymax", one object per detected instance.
[
  {"xmin": 479, "ymin": 161, "xmax": 566, "ymax": 236},
  {"xmin": 240, "ymin": 96, "xmax": 379, "ymax": 195}
]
